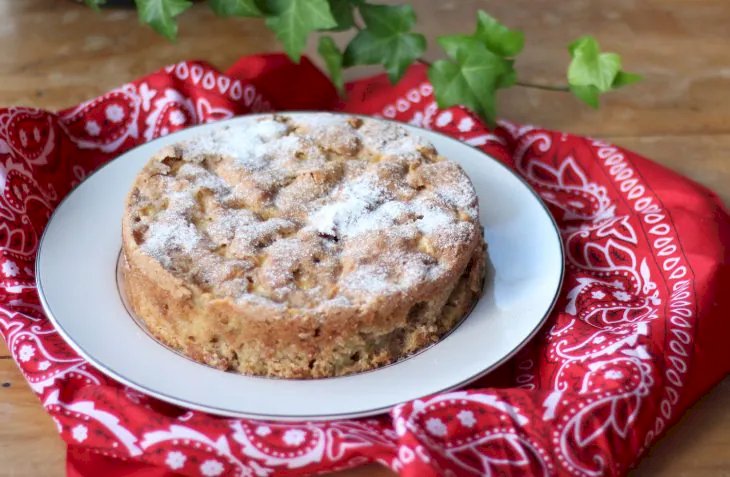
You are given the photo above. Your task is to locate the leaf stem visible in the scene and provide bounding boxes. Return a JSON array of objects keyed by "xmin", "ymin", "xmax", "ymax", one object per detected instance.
[
  {"xmin": 417, "ymin": 60, "xmax": 569, "ymax": 94},
  {"xmin": 514, "ymin": 80, "xmax": 570, "ymax": 92}
]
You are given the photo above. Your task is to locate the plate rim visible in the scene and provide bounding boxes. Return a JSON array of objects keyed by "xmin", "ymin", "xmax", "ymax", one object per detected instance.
[{"xmin": 35, "ymin": 112, "xmax": 565, "ymax": 421}]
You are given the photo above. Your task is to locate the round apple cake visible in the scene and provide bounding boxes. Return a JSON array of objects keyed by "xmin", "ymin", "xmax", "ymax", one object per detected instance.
[{"xmin": 121, "ymin": 113, "xmax": 486, "ymax": 378}]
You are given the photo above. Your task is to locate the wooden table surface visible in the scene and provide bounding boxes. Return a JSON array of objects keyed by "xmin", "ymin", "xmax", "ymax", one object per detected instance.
[{"xmin": 0, "ymin": 1, "xmax": 728, "ymax": 476}]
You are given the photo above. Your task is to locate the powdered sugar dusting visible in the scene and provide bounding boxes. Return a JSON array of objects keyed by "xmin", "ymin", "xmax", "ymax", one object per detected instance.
[
  {"xmin": 184, "ymin": 119, "xmax": 289, "ymax": 170},
  {"xmin": 340, "ymin": 248, "xmax": 438, "ymax": 296},
  {"xmin": 131, "ymin": 114, "xmax": 481, "ymax": 309},
  {"xmin": 413, "ymin": 203, "xmax": 453, "ymax": 234},
  {"xmin": 177, "ymin": 162, "xmax": 228, "ymax": 194},
  {"xmin": 306, "ymin": 169, "xmax": 463, "ymax": 240},
  {"xmin": 358, "ymin": 120, "xmax": 431, "ymax": 159},
  {"xmin": 346, "ymin": 201, "xmax": 411, "ymax": 237},
  {"xmin": 295, "ymin": 113, "xmax": 345, "ymax": 129},
  {"xmin": 205, "ymin": 209, "xmax": 256, "ymax": 244},
  {"xmin": 309, "ymin": 173, "xmax": 389, "ymax": 237},
  {"xmin": 141, "ymin": 219, "xmax": 201, "ymax": 268}
]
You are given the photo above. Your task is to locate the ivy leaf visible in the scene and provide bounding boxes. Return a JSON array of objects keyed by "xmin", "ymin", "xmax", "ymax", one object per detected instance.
[
  {"xmin": 262, "ymin": 0, "xmax": 337, "ymax": 62},
  {"xmin": 569, "ymin": 84, "xmax": 600, "ymax": 108},
  {"xmin": 497, "ymin": 60, "xmax": 517, "ymax": 88},
  {"xmin": 135, "ymin": 0, "xmax": 192, "ymax": 40},
  {"xmin": 209, "ymin": 0, "xmax": 262, "ymax": 17},
  {"xmin": 474, "ymin": 11, "xmax": 524, "ymax": 57},
  {"xmin": 568, "ymin": 37, "xmax": 620, "ymax": 92},
  {"xmin": 571, "ymin": 73, "xmax": 641, "ymax": 108},
  {"xmin": 437, "ymin": 34, "xmax": 473, "ymax": 58},
  {"xmin": 84, "ymin": 0, "xmax": 107, "ymax": 11},
  {"xmin": 440, "ymin": 35, "xmax": 516, "ymax": 90},
  {"xmin": 318, "ymin": 36, "xmax": 345, "ymax": 94},
  {"xmin": 358, "ymin": 3, "xmax": 416, "ymax": 35},
  {"xmin": 612, "ymin": 70, "xmax": 643, "ymax": 88},
  {"xmin": 567, "ymin": 36, "xmax": 641, "ymax": 106},
  {"xmin": 428, "ymin": 14, "xmax": 518, "ymax": 123},
  {"xmin": 344, "ymin": 31, "xmax": 425, "ymax": 83},
  {"xmin": 326, "ymin": 0, "xmax": 361, "ymax": 31},
  {"xmin": 568, "ymin": 36, "xmax": 621, "ymax": 91},
  {"xmin": 343, "ymin": 4, "xmax": 425, "ymax": 83},
  {"xmin": 429, "ymin": 36, "xmax": 513, "ymax": 125},
  {"xmin": 429, "ymin": 61, "xmax": 497, "ymax": 127}
]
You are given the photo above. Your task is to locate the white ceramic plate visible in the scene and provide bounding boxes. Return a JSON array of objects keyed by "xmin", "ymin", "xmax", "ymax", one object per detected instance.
[{"xmin": 37, "ymin": 113, "xmax": 563, "ymax": 421}]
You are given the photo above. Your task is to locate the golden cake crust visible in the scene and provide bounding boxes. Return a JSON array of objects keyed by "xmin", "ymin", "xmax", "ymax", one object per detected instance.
[{"xmin": 121, "ymin": 114, "xmax": 485, "ymax": 378}]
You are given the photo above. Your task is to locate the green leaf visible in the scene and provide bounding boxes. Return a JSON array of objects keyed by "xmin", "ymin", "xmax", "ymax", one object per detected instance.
[
  {"xmin": 344, "ymin": 30, "xmax": 425, "ymax": 83},
  {"xmin": 359, "ymin": 4, "xmax": 416, "ymax": 35},
  {"xmin": 326, "ymin": 0, "xmax": 361, "ymax": 31},
  {"xmin": 567, "ymin": 35, "xmax": 641, "ymax": 105},
  {"xmin": 429, "ymin": 38, "xmax": 514, "ymax": 125},
  {"xmin": 567, "ymin": 36, "xmax": 621, "ymax": 92},
  {"xmin": 437, "ymin": 34, "xmax": 474, "ymax": 59},
  {"xmin": 497, "ymin": 61, "xmax": 517, "ymax": 88},
  {"xmin": 135, "ymin": 0, "xmax": 192, "ymax": 40},
  {"xmin": 570, "ymin": 84, "xmax": 600, "ymax": 108},
  {"xmin": 428, "ymin": 13, "xmax": 531, "ymax": 124},
  {"xmin": 342, "ymin": 4, "xmax": 425, "ymax": 83},
  {"xmin": 209, "ymin": 0, "xmax": 262, "ymax": 17},
  {"xmin": 318, "ymin": 36, "xmax": 345, "ymax": 95},
  {"xmin": 474, "ymin": 11, "xmax": 524, "ymax": 57},
  {"xmin": 262, "ymin": 0, "xmax": 337, "ymax": 62},
  {"xmin": 438, "ymin": 35, "xmax": 516, "ymax": 89},
  {"xmin": 429, "ymin": 60, "xmax": 497, "ymax": 126},
  {"xmin": 612, "ymin": 70, "xmax": 643, "ymax": 88},
  {"xmin": 84, "ymin": 0, "xmax": 107, "ymax": 11}
]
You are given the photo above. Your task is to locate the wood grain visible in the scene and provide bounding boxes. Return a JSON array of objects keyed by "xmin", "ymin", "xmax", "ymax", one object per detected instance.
[
  {"xmin": 0, "ymin": 356, "xmax": 66, "ymax": 477},
  {"xmin": 0, "ymin": 1, "xmax": 728, "ymax": 476}
]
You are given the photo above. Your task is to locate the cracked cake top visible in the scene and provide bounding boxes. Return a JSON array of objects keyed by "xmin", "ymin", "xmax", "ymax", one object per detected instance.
[{"xmin": 125, "ymin": 113, "xmax": 480, "ymax": 311}]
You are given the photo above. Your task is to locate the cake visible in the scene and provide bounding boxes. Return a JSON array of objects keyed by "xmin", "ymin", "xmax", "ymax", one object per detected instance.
[{"xmin": 121, "ymin": 113, "xmax": 486, "ymax": 378}]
